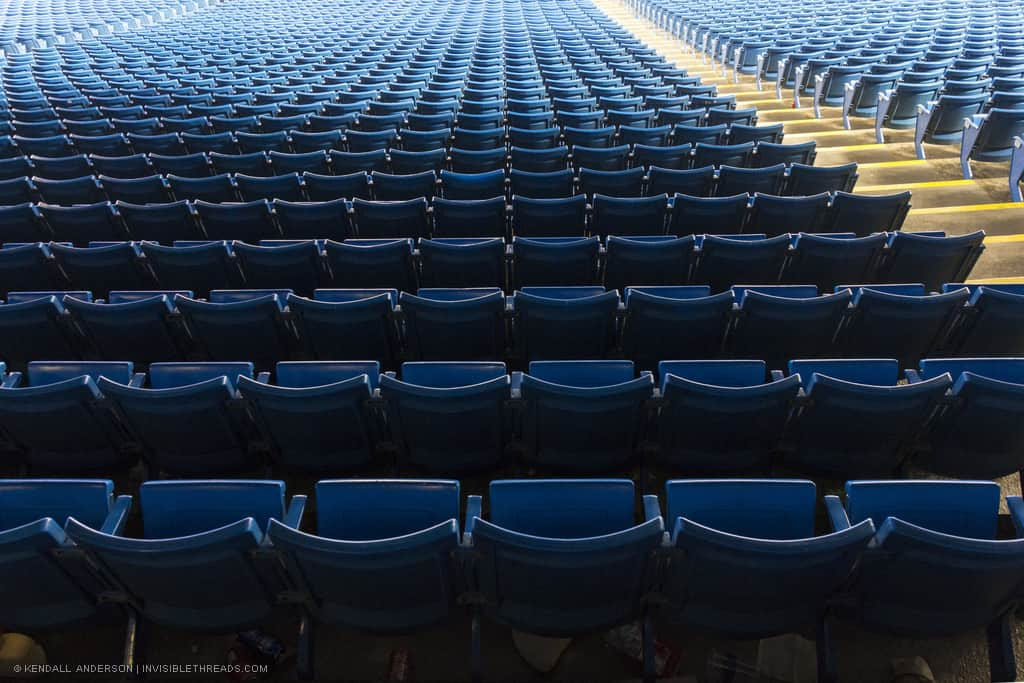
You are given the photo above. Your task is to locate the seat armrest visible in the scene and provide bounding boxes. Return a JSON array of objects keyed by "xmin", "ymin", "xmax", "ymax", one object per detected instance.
[
  {"xmin": 463, "ymin": 494, "xmax": 482, "ymax": 542},
  {"xmin": 1008, "ymin": 496, "xmax": 1024, "ymax": 538},
  {"xmin": 100, "ymin": 495, "xmax": 133, "ymax": 535},
  {"xmin": 643, "ymin": 495, "xmax": 662, "ymax": 522},
  {"xmin": 283, "ymin": 495, "xmax": 307, "ymax": 529},
  {"xmin": 824, "ymin": 495, "xmax": 851, "ymax": 531}
]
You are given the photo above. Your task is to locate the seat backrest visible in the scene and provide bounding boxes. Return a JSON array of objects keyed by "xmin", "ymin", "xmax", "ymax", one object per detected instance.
[
  {"xmin": 314, "ymin": 479, "xmax": 459, "ymax": 540},
  {"xmin": 140, "ymin": 479, "xmax": 285, "ymax": 538},
  {"xmin": 0, "ymin": 479, "xmax": 112, "ymax": 530},
  {"xmin": 665, "ymin": 479, "xmax": 816, "ymax": 539},
  {"xmin": 845, "ymin": 480, "xmax": 999, "ymax": 539},
  {"xmin": 148, "ymin": 361, "xmax": 255, "ymax": 389},
  {"xmin": 488, "ymin": 479, "xmax": 637, "ymax": 538}
]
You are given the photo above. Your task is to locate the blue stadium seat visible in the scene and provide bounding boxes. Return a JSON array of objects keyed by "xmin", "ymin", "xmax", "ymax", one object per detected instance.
[
  {"xmin": 0, "ymin": 240, "xmax": 60, "ymax": 294},
  {"xmin": 100, "ymin": 175, "xmax": 170, "ymax": 204},
  {"xmin": 603, "ymin": 236, "xmax": 692, "ymax": 291},
  {"xmin": 842, "ymin": 286, "xmax": 970, "ymax": 368},
  {"xmin": 324, "ymin": 239, "xmax": 417, "ymax": 291},
  {"xmin": 233, "ymin": 241, "xmax": 323, "ymax": 297},
  {"xmin": 509, "ymin": 168, "xmax": 575, "ymax": 199},
  {"xmin": 39, "ymin": 202, "xmax": 123, "ymax": 245},
  {"xmin": 579, "ymin": 167, "xmax": 645, "ymax": 197},
  {"xmin": 730, "ymin": 287, "xmax": 850, "ymax": 368},
  {"xmin": 149, "ymin": 152, "xmax": 210, "ymax": 178},
  {"xmin": 621, "ymin": 287, "xmax": 733, "ymax": 368},
  {"xmin": 692, "ymin": 234, "xmax": 789, "ymax": 292},
  {"xmin": 390, "ymin": 149, "xmax": 447, "ymax": 174},
  {"xmin": 0, "ymin": 479, "xmax": 131, "ymax": 629},
  {"xmin": 66, "ymin": 480, "xmax": 302, "ymax": 629},
  {"xmin": 328, "ymin": 150, "xmax": 388, "ymax": 174},
  {"xmin": 401, "ymin": 289, "xmax": 507, "ymax": 361},
  {"xmin": 97, "ymin": 363, "xmax": 259, "ymax": 475},
  {"xmin": 657, "ymin": 361, "xmax": 798, "ymax": 470},
  {"xmin": 646, "ymin": 166, "xmax": 715, "ymax": 197},
  {"xmin": 785, "ymin": 163, "xmax": 859, "ymax": 195},
  {"xmin": 30, "ymin": 154, "xmax": 91, "ymax": 180},
  {"xmin": 592, "ymin": 194, "xmax": 668, "ymax": 238},
  {"xmin": 0, "ymin": 294, "xmax": 87, "ymax": 368},
  {"xmin": 303, "ymin": 171, "xmax": 371, "ymax": 201},
  {"xmin": 273, "ymin": 198, "xmax": 353, "ymax": 241},
  {"xmin": 440, "ymin": 169, "xmax": 506, "ymax": 201},
  {"xmin": 116, "ymin": 201, "xmax": 202, "ymax": 244},
  {"xmin": 352, "ymin": 198, "xmax": 430, "ymax": 239},
  {"xmin": 269, "ymin": 151, "xmax": 330, "ymax": 176},
  {"xmin": 266, "ymin": 479, "xmax": 458, "ymax": 667},
  {"xmin": 877, "ymin": 231, "xmax": 985, "ymax": 292},
  {"xmin": 289, "ymin": 290, "xmax": 400, "ymax": 367},
  {"xmin": 669, "ymin": 194, "xmax": 750, "ymax": 236},
  {"xmin": 238, "ymin": 362, "xmax": 381, "ymax": 471},
  {"xmin": 432, "ymin": 197, "xmax": 507, "ymax": 239},
  {"xmin": 785, "ymin": 359, "xmax": 951, "ymax": 476},
  {"xmin": 176, "ymin": 291, "xmax": 293, "ymax": 370},
  {"xmin": 512, "ymin": 287, "xmax": 618, "ymax": 360},
  {"xmin": 210, "ymin": 152, "xmax": 270, "ymax": 177},
  {"xmin": 662, "ymin": 478, "xmax": 872, "ymax": 669},
  {"xmin": 512, "ymin": 237, "xmax": 600, "ymax": 287},
  {"xmin": 716, "ymin": 164, "xmax": 787, "ymax": 197},
  {"xmin": 632, "ymin": 144, "xmax": 693, "ymax": 170},
  {"xmin": 520, "ymin": 361, "xmax": 654, "ymax": 472},
  {"xmin": 34, "ymin": 175, "xmax": 106, "ymax": 205},
  {"xmin": 65, "ymin": 293, "xmax": 185, "ymax": 364},
  {"xmin": 783, "ymin": 233, "xmax": 887, "ymax": 291},
  {"xmin": 464, "ymin": 479, "xmax": 662, "ymax": 668},
  {"xmin": 511, "ymin": 195, "xmax": 586, "ymax": 238},
  {"xmin": 141, "ymin": 241, "xmax": 237, "ymax": 297},
  {"xmin": 753, "ymin": 141, "xmax": 817, "ymax": 168},
  {"xmin": 167, "ymin": 173, "xmax": 238, "ymax": 203},
  {"xmin": 827, "ymin": 191, "xmax": 912, "ymax": 236},
  {"xmin": 907, "ymin": 359, "xmax": 1024, "ymax": 479},
  {"xmin": 371, "ymin": 170, "xmax": 436, "ymax": 201},
  {"xmin": 834, "ymin": 479, "xmax": 1024, "ymax": 682},
  {"xmin": 235, "ymin": 173, "xmax": 305, "ymax": 202},
  {"xmin": 950, "ymin": 285, "xmax": 1024, "ymax": 356},
  {"xmin": 381, "ymin": 362, "xmax": 511, "ymax": 471},
  {"xmin": 418, "ymin": 238, "xmax": 506, "ymax": 289},
  {"xmin": 195, "ymin": 199, "xmax": 279, "ymax": 243},
  {"xmin": 49, "ymin": 242, "xmax": 151, "ymax": 296},
  {"xmin": 0, "ymin": 362, "xmax": 135, "ymax": 471}
]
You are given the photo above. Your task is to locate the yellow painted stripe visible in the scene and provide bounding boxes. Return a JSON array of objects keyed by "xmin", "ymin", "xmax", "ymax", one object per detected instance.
[
  {"xmin": 775, "ymin": 128, "xmax": 880, "ymax": 138},
  {"xmin": 740, "ymin": 97, "xmax": 790, "ymax": 105},
  {"xmin": 776, "ymin": 116, "xmax": 846, "ymax": 125},
  {"xmin": 966, "ymin": 276, "xmax": 1024, "ymax": 283},
  {"xmin": 816, "ymin": 143, "xmax": 887, "ymax": 153},
  {"xmin": 911, "ymin": 202, "xmax": 1024, "ymax": 216},
  {"xmin": 855, "ymin": 158, "xmax": 927, "ymax": 168},
  {"xmin": 982, "ymin": 234, "xmax": 1024, "ymax": 244},
  {"xmin": 858, "ymin": 179, "xmax": 976, "ymax": 193}
]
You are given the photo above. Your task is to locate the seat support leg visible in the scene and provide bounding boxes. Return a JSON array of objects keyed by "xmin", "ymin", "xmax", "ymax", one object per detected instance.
[
  {"xmin": 122, "ymin": 609, "xmax": 141, "ymax": 679},
  {"xmin": 816, "ymin": 617, "xmax": 837, "ymax": 683},
  {"xmin": 642, "ymin": 614, "xmax": 656, "ymax": 683},
  {"xmin": 988, "ymin": 611, "xmax": 1017, "ymax": 682},
  {"xmin": 297, "ymin": 609, "xmax": 315, "ymax": 680},
  {"xmin": 470, "ymin": 609, "xmax": 482, "ymax": 683}
]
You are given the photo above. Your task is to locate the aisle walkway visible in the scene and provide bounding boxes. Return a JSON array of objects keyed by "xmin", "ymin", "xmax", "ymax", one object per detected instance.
[{"xmin": 592, "ymin": 0, "xmax": 1024, "ymax": 284}]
